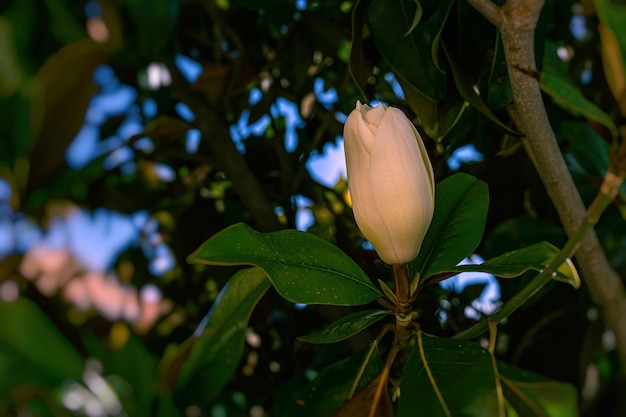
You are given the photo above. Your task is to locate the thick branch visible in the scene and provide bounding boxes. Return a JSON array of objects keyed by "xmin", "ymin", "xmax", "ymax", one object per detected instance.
[
  {"xmin": 169, "ymin": 67, "xmax": 282, "ymax": 232},
  {"xmin": 471, "ymin": 0, "xmax": 626, "ymax": 368}
]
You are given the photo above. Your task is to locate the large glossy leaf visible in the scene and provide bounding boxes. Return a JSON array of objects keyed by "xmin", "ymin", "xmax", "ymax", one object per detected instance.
[
  {"xmin": 282, "ymin": 344, "xmax": 382, "ymax": 417},
  {"xmin": 298, "ymin": 309, "xmax": 389, "ymax": 344},
  {"xmin": 499, "ymin": 362, "xmax": 578, "ymax": 417},
  {"xmin": 366, "ymin": 0, "xmax": 454, "ymax": 101},
  {"xmin": 442, "ymin": 242, "xmax": 580, "ymax": 288},
  {"xmin": 176, "ymin": 267, "xmax": 271, "ymax": 404},
  {"xmin": 188, "ymin": 223, "xmax": 381, "ymax": 306},
  {"xmin": 397, "ymin": 335, "xmax": 500, "ymax": 417},
  {"xmin": 412, "ymin": 173, "xmax": 489, "ymax": 281},
  {"xmin": 0, "ymin": 298, "xmax": 84, "ymax": 396}
]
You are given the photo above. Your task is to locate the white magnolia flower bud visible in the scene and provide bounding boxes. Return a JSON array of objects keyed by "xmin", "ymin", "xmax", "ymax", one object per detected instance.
[{"xmin": 343, "ymin": 101, "xmax": 435, "ymax": 264}]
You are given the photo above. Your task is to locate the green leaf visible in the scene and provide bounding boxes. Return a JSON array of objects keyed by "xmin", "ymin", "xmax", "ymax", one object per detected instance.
[
  {"xmin": 188, "ymin": 223, "xmax": 381, "ymax": 306},
  {"xmin": 0, "ymin": 298, "xmax": 84, "ymax": 396},
  {"xmin": 298, "ymin": 309, "xmax": 389, "ymax": 344},
  {"xmin": 447, "ymin": 242, "xmax": 580, "ymax": 288},
  {"xmin": 412, "ymin": 173, "xmax": 489, "ymax": 281},
  {"xmin": 562, "ymin": 120, "xmax": 611, "ymax": 177},
  {"xmin": 348, "ymin": 0, "xmax": 372, "ymax": 99},
  {"xmin": 596, "ymin": 0, "xmax": 626, "ymax": 64},
  {"xmin": 176, "ymin": 267, "xmax": 271, "ymax": 404},
  {"xmin": 443, "ymin": 43, "xmax": 519, "ymax": 135},
  {"xmin": 366, "ymin": 0, "xmax": 455, "ymax": 101},
  {"xmin": 398, "ymin": 74, "xmax": 468, "ymax": 142},
  {"xmin": 125, "ymin": 0, "xmax": 179, "ymax": 61},
  {"xmin": 540, "ymin": 42, "xmax": 618, "ymax": 139},
  {"xmin": 282, "ymin": 344, "xmax": 382, "ymax": 417},
  {"xmin": 498, "ymin": 362, "xmax": 578, "ymax": 417},
  {"xmin": 397, "ymin": 335, "xmax": 500, "ymax": 417}
]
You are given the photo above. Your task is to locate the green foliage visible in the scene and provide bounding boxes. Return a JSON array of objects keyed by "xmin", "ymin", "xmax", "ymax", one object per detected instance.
[
  {"xmin": 398, "ymin": 336, "xmax": 501, "ymax": 417},
  {"xmin": 0, "ymin": 298, "xmax": 84, "ymax": 396},
  {"xmin": 412, "ymin": 173, "xmax": 489, "ymax": 281},
  {"xmin": 188, "ymin": 223, "xmax": 382, "ymax": 305},
  {"xmin": 447, "ymin": 242, "xmax": 580, "ymax": 288},
  {"xmin": 175, "ymin": 267, "xmax": 271, "ymax": 405},
  {"xmin": 281, "ymin": 344, "xmax": 383, "ymax": 417},
  {"xmin": 298, "ymin": 309, "xmax": 389, "ymax": 344},
  {"xmin": 1, "ymin": 0, "xmax": 625, "ymax": 416}
]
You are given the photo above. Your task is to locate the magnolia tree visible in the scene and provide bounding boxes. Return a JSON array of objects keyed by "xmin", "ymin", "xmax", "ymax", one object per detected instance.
[{"xmin": 2, "ymin": 0, "xmax": 626, "ymax": 416}]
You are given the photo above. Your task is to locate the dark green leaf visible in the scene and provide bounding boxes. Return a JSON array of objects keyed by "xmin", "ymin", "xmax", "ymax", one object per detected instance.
[
  {"xmin": 176, "ymin": 267, "xmax": 271, "ymax": 404},
  {"xmin": 397, "ymin": 335, "xmax": 500, "ymax": 417},
  {"xmin": 447, "ymin": 242, "xmax": 580, "ymax": 288},
  {"xmin": 125, "ymin": 0, "xmax": 179, "ymax": 61},
  {"xmin": 348, "ymin": 0, "xmax": 372, "ymax": 99},
  {"xmin": 541, "ymin": 42, "xmax": 618, "ymax": 139},
  {"xmin": 443, "ymin": 43, "xmax": 518, "ymax": 135},
  {"xmin": 188, "ymin": 223, "xmax": 381, "ymax": 305},
  {"xmin": 498, "ymin": 362, "xmax": 578, "ymax": 417},
  {"xmin": 412, "ymin": 173, "xmax": 489, "ymax": 281},
  {"xmin": 562, "ymin": 120, "xmax": 611, "ymax": 177},
  {"xmin": 399, "ymin": 74, "xmax": 467, "ymax": 141},
  {"xmin": 366, "ymin": 0, "xmax": 454, "ymax": 101},
  {"xmin": 298, "ymin": 309, "xmax": 389, "ymax": 344},
  {"xmin": 283, "ymin": 344, "xmax": 382, "ymax": 417},
  {"xmin": 0, "ymin": 298, "xmax": 84, "ymax": 396}
]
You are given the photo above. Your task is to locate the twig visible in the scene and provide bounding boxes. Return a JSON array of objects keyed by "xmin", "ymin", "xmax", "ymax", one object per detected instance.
[{"xmin": 168, "ymin": 63, "xmax": 282, "ymax": 232}]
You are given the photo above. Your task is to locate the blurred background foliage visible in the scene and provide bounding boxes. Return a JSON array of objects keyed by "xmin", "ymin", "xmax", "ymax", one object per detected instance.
[{"xmin": 0, "ymin": 0, "xmax": 625, "ymax": 415}]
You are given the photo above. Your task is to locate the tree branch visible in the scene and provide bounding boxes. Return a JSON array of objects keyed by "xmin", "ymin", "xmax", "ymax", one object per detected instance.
[
  {"xmin": 466, "ymin": 0, "xmax": 502, "ymax": 27},
  {"xmin": 470, "ymin": 0, "xmax": 626, "ymax": 368},
  {"xmin": 169, "ymin": 65, "xmax": 282, "ymax": 232}
]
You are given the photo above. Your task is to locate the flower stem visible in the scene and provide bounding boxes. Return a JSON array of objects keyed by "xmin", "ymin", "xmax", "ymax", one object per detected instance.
[{"xmin": 393, "ymin": 263, "xmax": 412, "ymax": 348}]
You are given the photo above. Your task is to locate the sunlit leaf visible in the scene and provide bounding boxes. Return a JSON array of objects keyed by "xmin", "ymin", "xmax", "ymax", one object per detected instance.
[
  {"xmin": 298, "ymin": 309, "xmax": 390, "ymax": 344},
  {"xmin": 439, "ymin": 242, "xmax": 580, "ymax": 288},
  {"xmin": 188, "ymin": 223, "xmax": 381, "ymax": 305},
  {"xmin": 176, "ymin": 267, "xmax": 271, "ymax": 404},
  {"xmin": 596, "ymin": 0, "xmax": 626, "ymax": 109}
]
